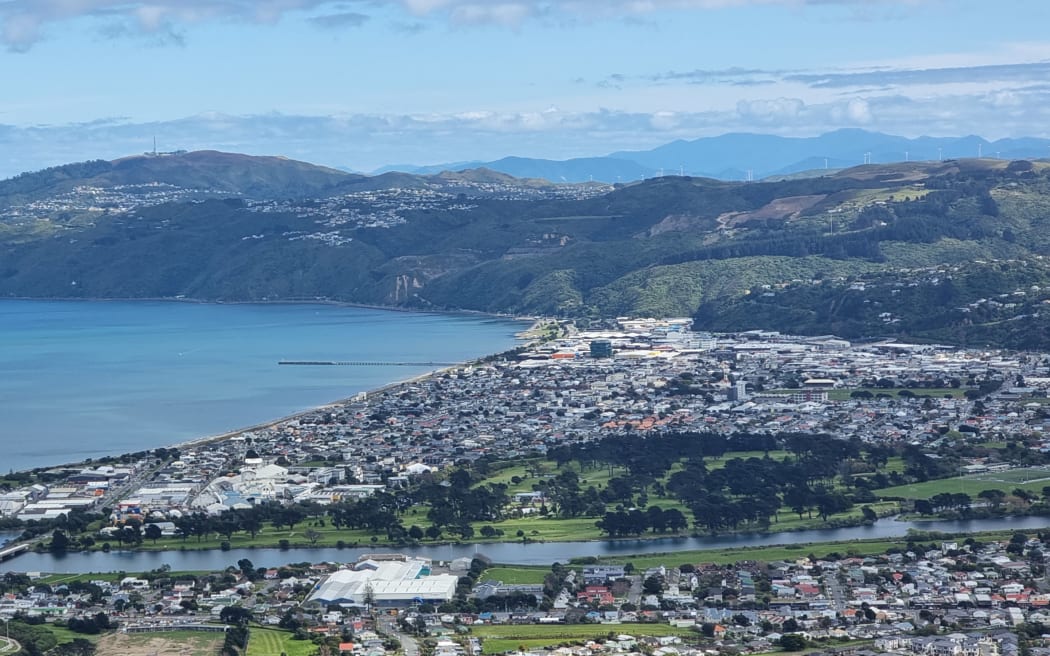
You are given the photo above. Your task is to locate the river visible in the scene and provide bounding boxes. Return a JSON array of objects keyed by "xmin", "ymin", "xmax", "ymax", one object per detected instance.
[{"xmin": 3, "ymin": 516, "xmax": 1047, "ymax": 573}]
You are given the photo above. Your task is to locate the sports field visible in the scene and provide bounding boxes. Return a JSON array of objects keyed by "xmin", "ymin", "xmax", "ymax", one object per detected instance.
[
  {"xmin": 95, "ymin": 631, "xmax": 224, "ymax": 656},
  {"xmin": 878, "ymin": 466, "xmax": 1050, "ymax": 500},
  {"xmin": 246, "ymin": 628, "xmax": 317, "ymax": 656},
  {"xmin": 472, "ymin": 623, "xmax": 697, "ymax": 654}
]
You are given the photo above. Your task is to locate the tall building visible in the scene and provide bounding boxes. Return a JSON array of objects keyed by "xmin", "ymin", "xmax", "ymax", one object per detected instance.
[
  {"xmin": 728, "ymin": 380, "xmax": 748, "ymax": 402},
  {"xmin": 590, "ymin": 339, "xmax": 613, "ymax": 358}
]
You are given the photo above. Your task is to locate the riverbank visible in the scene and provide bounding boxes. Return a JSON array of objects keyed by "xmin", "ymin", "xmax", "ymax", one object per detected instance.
[{"xmin": 7, "ymin": 514, "xmax": 1050, "ymax": 573}]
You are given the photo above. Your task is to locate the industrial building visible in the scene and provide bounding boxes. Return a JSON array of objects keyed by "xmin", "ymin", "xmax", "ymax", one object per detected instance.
[{"xmin": 305, "ymin": 556, "xmax": 459, "ymax": 607}]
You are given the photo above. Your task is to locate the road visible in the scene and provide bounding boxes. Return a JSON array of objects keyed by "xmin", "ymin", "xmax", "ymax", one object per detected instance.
[
  {"xmin": 627, "ymin": 575, "xmax": 643, "ymax": 605},
  {"xmin": 822, "ymin": 571, "xmax": 848, "ymax": 612},
  {"xmin": 0, "ymin": 637, "xmax": 21, "ymax": 655},
  {"xmin": 378, "ymin": 616, "xmax": 419, "ymax": 656}
]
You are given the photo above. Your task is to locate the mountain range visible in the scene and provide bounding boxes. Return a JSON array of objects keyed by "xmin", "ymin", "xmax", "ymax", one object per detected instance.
[
  {"xmin": 376, "ymin": 129, "xmax": 1050, "ymax": 183},
  {"xmin": 6, "ymin": 148, "xmax": 1050, "ymax": 349}
]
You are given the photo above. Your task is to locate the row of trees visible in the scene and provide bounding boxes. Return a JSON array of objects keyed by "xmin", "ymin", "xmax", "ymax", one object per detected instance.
[{"xmin": 594, "ymin": 506, "xmax": 688, "ymax": 537}]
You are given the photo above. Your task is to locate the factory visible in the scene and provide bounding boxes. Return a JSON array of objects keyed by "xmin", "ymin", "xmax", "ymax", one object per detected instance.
[{"xmin": 305, "ymin": 555, "xmax": 459, "ymax": 608}]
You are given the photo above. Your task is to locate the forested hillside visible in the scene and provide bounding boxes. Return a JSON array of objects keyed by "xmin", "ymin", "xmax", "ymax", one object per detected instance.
[{"xmin": 3, "ymin": 152, "xmax": 1050, "ymax": 347}]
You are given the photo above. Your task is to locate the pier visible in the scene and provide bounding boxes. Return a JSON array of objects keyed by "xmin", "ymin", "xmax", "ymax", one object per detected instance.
[{"xmin": 278, "ymin": 360, "xmax": 459, "ymax": 367}]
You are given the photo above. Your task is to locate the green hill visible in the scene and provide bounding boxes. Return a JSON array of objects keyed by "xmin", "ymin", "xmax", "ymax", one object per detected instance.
[{"xmin": 4, "ymin": 153, "xmax": 1050, "ymax": 347}]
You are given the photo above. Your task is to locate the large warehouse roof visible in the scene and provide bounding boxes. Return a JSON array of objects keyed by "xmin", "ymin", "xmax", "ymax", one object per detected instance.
[{"xmin": 306, "ymin": 558, "xmax": 459, "ymax": 606}]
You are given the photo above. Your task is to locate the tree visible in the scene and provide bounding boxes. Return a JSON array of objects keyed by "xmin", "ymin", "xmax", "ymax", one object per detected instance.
[
  {"xmin": 978, "ymin": 489, "xmax": 1006, "ymax": 509},
  {"xmin": 642, "ymin": 575, "xmax": 663, "ymax": 595},
  {"xmin": 49, "ymin": 529, "xmax": 70, "ymax": 553},
  {"xmin": 144, "ymin": 523, "xmax": 163, "ymax": 545},
  {"xmin": 408, "ymin": 525, "xmax": 425, "ymax": 540},
  {"xmin": 780, "ymin": 634, "xmax": 807, "ymax": 651},
  {"xmin": 237, "ymin": 558, "xmax": 255, "ymax": 578},
  {"xmin": 219, "ymin": 605, "xmax": 252, "ymax": 626}
]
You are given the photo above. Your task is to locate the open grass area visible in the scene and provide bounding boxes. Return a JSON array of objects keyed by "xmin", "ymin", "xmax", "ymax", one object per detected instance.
[
  {"xmin": 95, "ymin": 630, "xmax": 224, "ymax": 656},
  {"xmin": 45, "ymin": 625, "xmax": 103, "ymax": 646},
  {"xmin": 39, "ymin": 571, "xmax": 209, "ymax": 585},
  {"xmin": 595, "ymin": 539, "xmax": 909, "ymax": 569},
  {"xmin": 481, "ymin": 566, "xmax": 551, "ymax": 584},
  {"xmin": 471, "ymin": 623, "xmax": 697, "ymax": 654},
  {"xmin": 825, "ymin": 387, "xmax": 968, "ymax": 401},
  {"xmin": 246, "ymin": 628, "xmax": 317, "ymax": 656},
  {"xmin": 877, "ymin": 468, "xmax": 1050, "ymax": 499}
]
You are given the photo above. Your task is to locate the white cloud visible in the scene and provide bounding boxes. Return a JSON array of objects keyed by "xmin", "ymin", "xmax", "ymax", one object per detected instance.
[
  {"xmin": 845, "ymin": 97, "xmax": 872, "ymax": 123},
  {"xmin": 0, "ymin": 0, "xmax": 933, "ymax": 49},
  {"xmin": 7, "ymin": 81, "xmax": 1050, "ymax": 179}
]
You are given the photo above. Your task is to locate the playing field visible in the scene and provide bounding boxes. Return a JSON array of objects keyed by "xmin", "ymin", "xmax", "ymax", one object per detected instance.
[
  {"xmin": 472, "ymin": 623, "xmax": 697, "ymax": 654},
  {"xmin": 878, "ymin": 466, "xmax": 1050, "ymax": 500},
  {"xmin": 246, "ymin": 628, "xmax": 317, "ymax": 656},
  {"xmin": 95, "ymin": 631, "xmax": 224, "ymax": 656}
]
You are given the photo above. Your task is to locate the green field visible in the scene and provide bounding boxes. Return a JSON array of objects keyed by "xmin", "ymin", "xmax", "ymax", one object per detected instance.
[
  {"xmin": 878, "ymin": 467, "xmax": 1050, "ymax": 499},
  {"xmin": 480, "ymin": 566, "xmax": 551, "ymax": 584},
  {"xmin": 593, "ymin": 538, "xmax": 913, "ymax": 569},
  {"xmin": 246, "ymin": 628, "xmax": 317, "ymax": 656},
  {"xmin": 471, "ymin": 623, "xmax": 697, "ymax": 654},
  {"xmin": 44, "ymin": 625, "xmax": 103, "ymax": 646},
  {"xmin": 829, "ymin": 387, "xmax": 967, "ymax": 400}
]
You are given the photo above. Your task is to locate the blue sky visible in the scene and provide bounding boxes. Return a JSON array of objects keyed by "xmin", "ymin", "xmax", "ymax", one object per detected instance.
[{"xmin": 3, "ymin": 0, "xmax": 1050, "ymax": 176}]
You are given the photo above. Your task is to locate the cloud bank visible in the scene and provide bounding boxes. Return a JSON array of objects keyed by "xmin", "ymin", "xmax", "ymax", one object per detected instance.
[
  {"xmin": 4, "ymin": 80, "xmax": 1050, "ymax": 180},
  {"xmin": 0, "ymin": 0, "xmax": 931, "ymax": 50}
]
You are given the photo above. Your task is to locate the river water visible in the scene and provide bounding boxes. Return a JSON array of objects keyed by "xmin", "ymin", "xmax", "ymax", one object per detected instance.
[
  {"xmin": 0, "ymin": 300, "xmax": 525, "ymax": 473},
  {"xmin": 3, "ymin": 516, "xmax": 1047, "ymax": 573}
]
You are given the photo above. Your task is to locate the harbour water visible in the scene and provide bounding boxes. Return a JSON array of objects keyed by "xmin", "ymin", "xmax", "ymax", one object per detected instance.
[
  {"xmin": 2, "ymin": 515, "xmax": 1048, "ymax": 573},
  {"xmin": 0, "ymin": 300, "xmax": 525, "ymax": 473}
]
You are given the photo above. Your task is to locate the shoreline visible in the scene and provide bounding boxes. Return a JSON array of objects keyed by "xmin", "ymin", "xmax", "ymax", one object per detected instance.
[
  {"xmin": 1, "ymin": 297, "xmax": 540, "ymax": 474},
  {"xmin": 0, "ymin": 294, "xmax": 536, "ymax": 322}
]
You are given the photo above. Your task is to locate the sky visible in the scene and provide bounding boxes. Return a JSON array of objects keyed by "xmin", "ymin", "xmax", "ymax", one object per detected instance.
[{"xmin": 3, "ymin": 0, "xmax": 1050, "ymax": 177}]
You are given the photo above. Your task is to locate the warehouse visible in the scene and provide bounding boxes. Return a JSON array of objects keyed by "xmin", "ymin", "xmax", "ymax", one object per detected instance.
[{"xmin": 305, "ymin": 557, "xmax": 459, "ymax": 607}]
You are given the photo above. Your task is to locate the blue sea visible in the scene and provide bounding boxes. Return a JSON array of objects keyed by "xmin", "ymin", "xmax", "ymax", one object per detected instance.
[{"xmin": 0, "ymin": 300, "xmax": 525, "ymax": 473}]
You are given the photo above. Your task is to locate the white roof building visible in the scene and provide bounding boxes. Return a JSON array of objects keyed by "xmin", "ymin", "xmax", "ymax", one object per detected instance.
[{"xmin": 306, "ymin": 558, "xmax": 458, "ymax": 607}]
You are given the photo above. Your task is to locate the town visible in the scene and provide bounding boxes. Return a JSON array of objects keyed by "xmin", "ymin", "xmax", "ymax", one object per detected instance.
[{"xmin": 6, "ymin": 320, "xmax": 1050, "ymax": 655}]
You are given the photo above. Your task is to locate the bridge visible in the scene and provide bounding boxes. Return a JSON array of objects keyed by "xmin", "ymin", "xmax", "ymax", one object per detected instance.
[
  {"xmin": 0, "ymin": 543, "xmax": 28, "ymax": 562},
  {"xmin": 278, "ymin": 361, "xmax": 459, "ymax": 367}
]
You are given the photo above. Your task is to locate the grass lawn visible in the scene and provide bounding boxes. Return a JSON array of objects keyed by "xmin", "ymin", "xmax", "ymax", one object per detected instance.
[
  {"xmin": 45, "ymin": 625, "xmax": 102, "ymax": 646},
  {"xmin": 471, "ymin": 623, "xmax": 697, "ymax": 654},
  {"xmin": 877, "ymin": 469, "xmax": 1050, "ymax": 500},
  {"xmin": 594, "ymin": 538, "xmax": 912, "ymax": 569},
  {"xmin": 481, "ymin": 566, "xmax": 551, "ymax": 584},
  {"xmin": 247, "ymin": 628, "xmax": 317, "ymax": 656},
  {"xmin": 39, "ymin": 571, "xmax": 209, "ymax": 585},
  {"xmin": 825, "ymin": 387, "xmax": 968, "ymax": 401}
]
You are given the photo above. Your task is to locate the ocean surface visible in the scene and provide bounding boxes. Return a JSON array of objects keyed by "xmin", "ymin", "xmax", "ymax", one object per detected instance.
[{"xmin": 0, "ymin": 300, "xmax": 525, "ymax": 473}]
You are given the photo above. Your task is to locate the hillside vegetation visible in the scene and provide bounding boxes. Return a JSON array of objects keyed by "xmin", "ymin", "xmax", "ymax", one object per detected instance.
[{"xmin": 4, "ymin": 152, "xmax": 1050, "ymax": 347}]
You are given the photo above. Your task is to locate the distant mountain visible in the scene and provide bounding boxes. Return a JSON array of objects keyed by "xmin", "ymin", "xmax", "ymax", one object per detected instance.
[
  {"xmin": 378, "ymin": 129, "xmax": 1050, "ymax": 183},
  {"xmin": 378, "ymin": 155, "xmax": 655, "ymax": 183}
]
